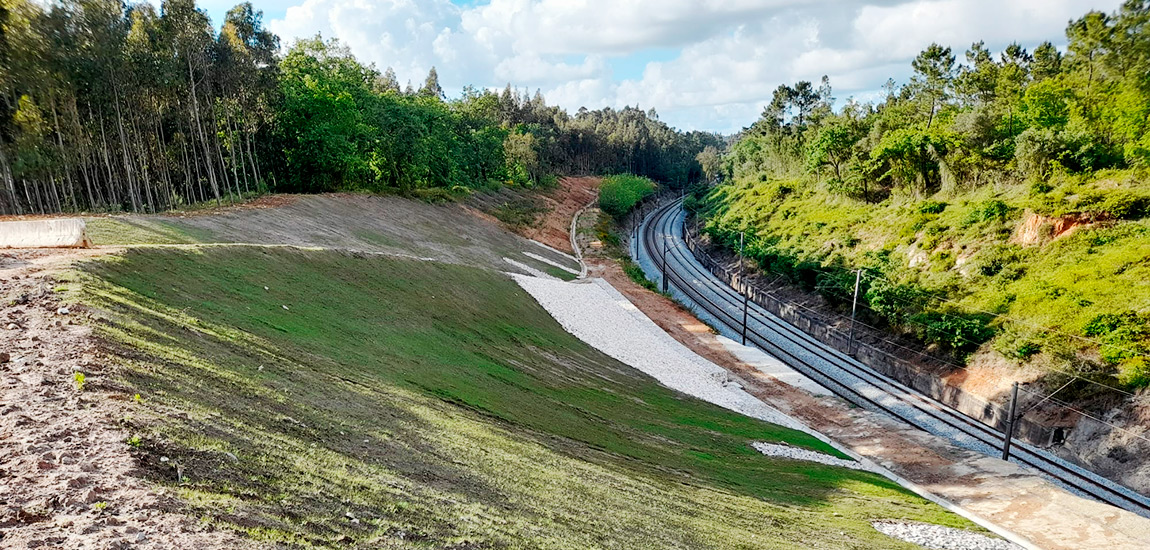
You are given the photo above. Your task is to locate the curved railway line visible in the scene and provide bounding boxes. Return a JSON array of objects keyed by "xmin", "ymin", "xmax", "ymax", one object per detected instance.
[{"xmin": 636, "ymin": 197, "xmax": 1150, "ymax": 518}]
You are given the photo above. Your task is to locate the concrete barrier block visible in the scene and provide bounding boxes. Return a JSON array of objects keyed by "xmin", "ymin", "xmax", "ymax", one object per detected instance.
[{"xmin": 0, "ymin": 218, "xmax": 92, "ymax": 248}]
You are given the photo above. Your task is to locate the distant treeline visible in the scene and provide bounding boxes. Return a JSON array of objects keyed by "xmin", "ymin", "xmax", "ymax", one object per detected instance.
[{"xmin": 0, "ymin": 0, "xmax": 721, "ymax": 215}]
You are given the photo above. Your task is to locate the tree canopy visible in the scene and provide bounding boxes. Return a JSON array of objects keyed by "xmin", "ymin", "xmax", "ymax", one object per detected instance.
[{"xmin": 0, "ymin": 0, "xmax": 721, "ymax": 214}]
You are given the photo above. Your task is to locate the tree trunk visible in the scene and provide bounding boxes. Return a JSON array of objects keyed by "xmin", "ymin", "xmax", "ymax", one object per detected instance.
[{"xmin": 187, "ymin": 58, "xmax": 221, "ymax": 205}]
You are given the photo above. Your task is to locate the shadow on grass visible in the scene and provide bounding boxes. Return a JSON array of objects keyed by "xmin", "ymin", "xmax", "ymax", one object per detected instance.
[{"xmin": 82, "ymin": 246, "xmax": 972, "ymax": 548}]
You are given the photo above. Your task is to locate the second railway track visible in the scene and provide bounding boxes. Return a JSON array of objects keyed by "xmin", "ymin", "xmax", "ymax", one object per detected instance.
[{"xmin": 635, "ymin": 197, "xmax": 1150, "ymax": 518}]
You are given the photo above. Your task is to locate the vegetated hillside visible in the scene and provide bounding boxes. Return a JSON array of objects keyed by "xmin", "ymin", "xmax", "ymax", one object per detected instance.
[
  {"xmin": 62, "ymin": 226, "xmax": 979, "ymax": 548},
  {"xmin": 35, "ymin": 194, "xmax": 972, "ymax": 548},
  {"xmin": 0, "ymin": 0, "xmax": 720, "ymax": 216},
  {"xmin": 699, "ymin": 3, "xmax": 1150, "ymax": 399},
  {"xmin": 700, "ymin": 172, "xmax": 1149, "ymax": 389}
]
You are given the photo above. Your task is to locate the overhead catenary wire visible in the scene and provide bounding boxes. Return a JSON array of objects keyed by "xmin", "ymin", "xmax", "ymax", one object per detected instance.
[
  {"xmin": 701, "ymin": 221, "xmax": 1150, "ymax": 360},
  {"xmin": 648, "ymin": 200, "xmax": 1150, "ymax": 514},
  {"xmin": 692, "ymin": 227, "xmax": 1141, "ymax": 399},
  {"xmin": 1016, "ymin": 386, "xmax": 1150, "ymax": 446}
]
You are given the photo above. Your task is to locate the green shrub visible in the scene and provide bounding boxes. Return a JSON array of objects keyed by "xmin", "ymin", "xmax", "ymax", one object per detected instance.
[
  {"xmin": 493, "ymin": 199, "xmax": 547, "ymax": 228},
  {"xmin": 621, "ymin": 258, "xmax": 658, "ymax": 292},
  {"xmin": 974, "ymin": 245, "xmax": 1027, "ymax": 279},
  {"xmin": 864, "ymin": 278, "xmax": 927, "ymax": 326},
  {"xmin": 1029, "ymin": 180, "xmax": 1054, "ymax": 195},
  {"xmin": 599, "ymin": 174, "xmax": 657, "ymax": 218},
  {"xmin": 1082, "ymin": 311, "xmax": 1150, "ymax": 365},
  {"xmin": 410, "ymin": 187, "xmax": 458, "ymax": 203},
  {"xmin": 966, "ymin": 199, "xmax": 1014, "ymax": 224},
  {"xmin": 909, "ymin": 311, "xmax": 995, "ymax": 354},
  {"xmin": 992, "ymin": 327, "xmax": 1043, "ymax": 361},
  {"xmin": 1117, "ymin": 357, "xmax": 1150, "ymax": 389},
  {"xmin": 918, "ymin": 200, "xmax": 948, "ymax": 214},
  {"xmin": 1096, "ymin": 191, "xmax": 1150, "ymax": 220}
]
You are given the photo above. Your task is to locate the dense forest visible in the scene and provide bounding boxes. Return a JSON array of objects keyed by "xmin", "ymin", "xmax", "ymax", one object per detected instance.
[
  {"xmin": 697, "ymin": 1, "xmax": 1150, "ymax": 390},
  {"xmin": 0, "ymin": 0, "xmax": 720, "ymax": 215}
]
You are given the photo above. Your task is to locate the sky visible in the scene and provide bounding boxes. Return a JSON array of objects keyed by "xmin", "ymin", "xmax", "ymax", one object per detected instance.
[{"xmin": 189, "ymin": 0, "xmax": 1125, "ymax": 134}]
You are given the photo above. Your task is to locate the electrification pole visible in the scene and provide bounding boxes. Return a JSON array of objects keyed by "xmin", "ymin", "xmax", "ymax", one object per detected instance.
[
  {"xmin": 1002, "ymin": 381, "xmax": 1020, "ymax": 461},
  {"xmin": 661, "ymin": 236, "xmax": 668, "ymax": 294},
  {"xmin": 739, "ymin": 231, "xmax": 748, "ymax": 345},
  {"xmin": 848, "ymin": 268, "xmax": 862, "ymax": 355}
]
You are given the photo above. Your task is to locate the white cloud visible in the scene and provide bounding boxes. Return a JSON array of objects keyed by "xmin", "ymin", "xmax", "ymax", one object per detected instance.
[{"xmin": 267, "ymin": 0, "xmax": 1124, "ymax": 133}]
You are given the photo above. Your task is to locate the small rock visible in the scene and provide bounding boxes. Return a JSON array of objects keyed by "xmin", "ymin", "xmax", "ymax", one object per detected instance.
[
  {"xmin": 135, "ymin": 532, "xmax": 148, "ymax": 543},
  {"xmin": 5, "ymin": 323, "xmax": 17, "ymax": 330},
  {"xmin": 0, "ymin": 352, "xmax": 9, "ymax": 363},
  {"xmin": 57, "ymin": 307, "xmax": 70, "ymax": 316}
]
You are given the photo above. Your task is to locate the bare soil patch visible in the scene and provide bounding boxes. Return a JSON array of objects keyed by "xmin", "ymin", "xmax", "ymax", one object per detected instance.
[
  {"xmin": 1, "ymin": 249, "xmax": 255, "ymax": 549},
  {"xmin": 468, "ymin": 177, "xmax": 599, "ymax": 253}
]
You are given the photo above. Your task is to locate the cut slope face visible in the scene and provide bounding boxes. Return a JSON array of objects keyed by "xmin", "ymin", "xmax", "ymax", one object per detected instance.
[
  {"xmin": 74, "ymin": 246, "xmax": 971, "ymax": 548},
  {"xmin": 85, "ymin": 193, "xmax": 580, "ymax": 276}
]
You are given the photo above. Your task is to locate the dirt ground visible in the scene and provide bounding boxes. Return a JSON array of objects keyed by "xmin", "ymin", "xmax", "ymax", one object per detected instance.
[
  {"xmin": 469, "ymin": 177, "xmax": 599, "ymax": 254},
  {"xmin": 0, "ymin": 249, "xmax": 256, "ymax": 549},
  {"xmin": 523, "ymin": 177, "xmax": 599, "ymax": 253}
]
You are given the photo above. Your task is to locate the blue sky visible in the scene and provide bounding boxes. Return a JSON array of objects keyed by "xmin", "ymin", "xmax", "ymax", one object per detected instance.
[{"xmin": 189, "ymin": 0, "xmax": 1124, "ymax": 133}]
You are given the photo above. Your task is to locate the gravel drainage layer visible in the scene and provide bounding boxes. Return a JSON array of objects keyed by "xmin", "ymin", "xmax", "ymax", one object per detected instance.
[
  {"xmin": 872, "ymin": 521, "xmax": 1021, "ymax": 550},
  {"xmin": 751, "ymin": 442, "xmax": 870, "ymax": 471},
  {"xmin": 512, "ymin": 275, "xmax": 813, "ymax": 433}
]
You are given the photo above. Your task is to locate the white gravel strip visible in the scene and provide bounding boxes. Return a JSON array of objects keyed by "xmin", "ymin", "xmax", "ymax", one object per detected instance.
[
  {"xmin": 503, "ymin": 257, "xmax": 560, "ymax": 280},
  {"xmin": 751, "ymin": 442, "xmax": 870, "ymax": 471},
  {"xmin": 515, "ymin": 273, "xmax": 1041, "ymax": 550},
  {"xmin": 523, "ymin": 251, "xmax": 580, "ymax": 275},
  {"xmin": 872, "ymin": 521, "xmax": 1021, "ymax": 550},
  {"xmin": 512, "ymin": 275, "xmax": 815, "ymax": 434},
  {"xmin": 529, "ymin": 239, "xmax": 579, "ymax": 263}
]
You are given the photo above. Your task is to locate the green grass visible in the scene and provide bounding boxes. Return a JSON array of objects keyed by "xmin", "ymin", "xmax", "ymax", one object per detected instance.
[
  {"xmin": 541, "ymin": 264, "xmax": 579, "ymax": 281},
  {"xmin": 75, "ymin": 246, "xmax": 975, "ymax": 548},
  {"xmin": 86, "ymin": 217, "xmax": 216, "ymax": 245},
  {"xmin": 702, "ymin": 169, "xmax": 1150, "ymax": 388}
]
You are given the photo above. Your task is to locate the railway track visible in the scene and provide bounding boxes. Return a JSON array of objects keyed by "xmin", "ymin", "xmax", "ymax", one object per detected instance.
[{"xmin": 636, "ymin": 197, "xmax": 1150, "ymax": 518}]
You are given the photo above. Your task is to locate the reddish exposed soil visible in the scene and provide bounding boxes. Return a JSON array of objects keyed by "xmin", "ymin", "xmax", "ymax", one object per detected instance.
[
  {"xmin": 1013, "ymin": 211, "xmax": 1096, "ymax": 245},
  {"xmin": 517, "ymin": 177, "xmax": 599, "ymax": 253},
  {"xmin": 472, "ymin": 177, "xmax": 599, "ymax": 254}
]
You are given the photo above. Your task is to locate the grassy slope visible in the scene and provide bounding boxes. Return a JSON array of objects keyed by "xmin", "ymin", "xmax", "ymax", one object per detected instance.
[
  {"xmin": 68, "ymin": 244, "xmax": 974, "ymax": 549},
  {"xmin": 85, "ymin": 193, "xmax": 581, "ymax": 284},
  {"xmin": 704, "ymin": 170, "xmax": 1150, "ymax": 382}
]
